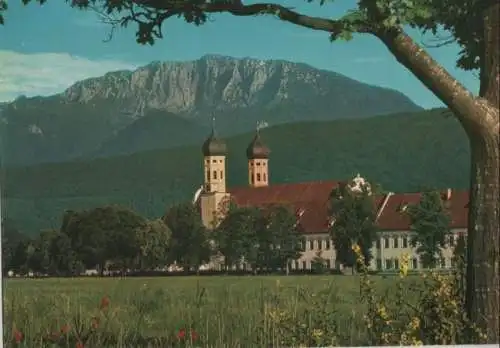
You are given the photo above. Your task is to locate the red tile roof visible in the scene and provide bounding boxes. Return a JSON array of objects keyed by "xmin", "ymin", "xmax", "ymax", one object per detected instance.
[{"xmin": 228, "ymin": 181, "xmax": 469, "ymax": 233}]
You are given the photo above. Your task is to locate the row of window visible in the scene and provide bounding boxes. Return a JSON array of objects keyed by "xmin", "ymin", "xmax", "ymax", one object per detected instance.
[
  {"xmin": 206, "ymin": 170, "xmax": 224, "ymax": 181},
  {"xmin": 305, "ymin": 234, "xmax": 464, "ymax": 251},
  {"xmin": 250, "ymin": 171, "xmax": 267, "ymax": 184},
  {"xmin": 250, "ymin": 161, "xmax": 267, "ymax": 167}
]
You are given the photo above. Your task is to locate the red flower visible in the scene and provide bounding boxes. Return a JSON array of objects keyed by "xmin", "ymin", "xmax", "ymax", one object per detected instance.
[
  {"xmin": 99, "ymin": 296, "xmax": 110, "ymax": 310},
  {"xmin": 76, "ymin": 341, "xmax": 84, "ymax": 348},
  {"xmin": 13, "ymin": 329, "xmax": 23, "ymax": 344},
  {"xmin": 177, "ymin": 328, "xmax": 198, "ymax": 342},
  {"xmin": 190, "ymin": 329, "xmax": 198, "ymax": 341},
  {"xmin": 177, "ymin": 328, "xmax": 186, "ymax": 340}
]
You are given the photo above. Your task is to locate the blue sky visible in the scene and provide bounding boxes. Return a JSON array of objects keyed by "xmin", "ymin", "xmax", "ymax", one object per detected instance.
[{"xmin": 0, "ymin": 0, "xmax": 479, "ymax": 108}]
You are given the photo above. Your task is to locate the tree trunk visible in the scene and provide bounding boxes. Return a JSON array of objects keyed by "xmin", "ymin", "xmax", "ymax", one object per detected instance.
[
  {"xmin": 464, "ymin": 3, "xmax": 500, "ymax": 343},
  {"xmin": 466, "ymin": 128, "xmax": 499, "ymax": 343}
]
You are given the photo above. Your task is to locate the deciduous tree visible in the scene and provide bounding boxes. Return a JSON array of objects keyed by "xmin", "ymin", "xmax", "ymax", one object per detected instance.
[
  {"xmin": 135, "ymin": 218, "xmax": 172, "ymax": 270},
  {"xmin": 61, "ymin": 206, "xmax": 146, "ymax": 274},
  {"xmin": 329, "ymin": 179, "xmax": 378, "ymax": 272},
  {"xmin": 164, "ymin": 203, "xmax": 210, "ymax": 272},
  {"xmin": 407, "ymin": 190, "xmax": 452, "ymax": 268}
]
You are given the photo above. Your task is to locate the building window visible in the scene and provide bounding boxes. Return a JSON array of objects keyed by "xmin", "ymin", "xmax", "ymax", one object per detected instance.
[
  {"xmin": 302, "ymin": 261, "xmax": 307, "ymax": 270},
  {"xmin": 385, "ymin": 258, "xmax": 393, "ymax": 269},
  {"xmin": 402, "ymin": 237, "xmax": 408, "ymax": 248},
  {"xmin": 326, "ymin": 259, "xmax": 331, "ymax": 269},
  {"xmin": 394, "ymin": 258, "xmax": 400, "ymax": 270},
  {"xmin": 212, "ymin": 159, "xmax": 217, "ymax": 163},
  {"xmin": 309, "ymin": 240, "xmax": 314, "ymax": 250},
  {"xmin": 376, "ymin": 239, "xmax": 381, "ymax": 249},
  {"xmin": 448, "ymin": 235, "xmax": 455, "ymax": 246},
  {"xmin": 325, "ymin": 240, "xmax": 331, "ymax": 250},
  {"xmin": 394, "ymin": 237, "xmax": 399, "ymax": 248},
  {"xmin": 251, "ymin": 172, "xmax": 255, "ymax": 184},
  {"xmin": 257, "ymin": 173, "xmax": 261, "ymax": 181},
  {"xmin": 257, "ymin": 162, "xmax": 261, "ymax": 166},
  {"xmin": 384, "ymin": 237, "xmax": 390, "ymax": 248},
  {"xmin": 213, "ymin": 170, "xmax": 217, "ymax": 179},
  {"xmin": 295, "ymin": 260, "xmax": 299, "ymax": 269},
  {"xmin": 263, "ymin": 173, "xmax": 267, "ymax": 181},
  {"xmin": 206, "ymin": 170, "xmax": 210, "ymax": 181},
  {"xmin": 220, "ymin": 171, "xmax": 224, "ymax": 180},
  {"xmin": 412, "ymin": 258, "xmax": 418, "ymax": 269},
  {"xmin": 317, "ymin": 240, "xmax": 322, "ymax": 250},
  {"xmin": 376, "ymin": 259, "xmax": 382, "ymax": 270}
]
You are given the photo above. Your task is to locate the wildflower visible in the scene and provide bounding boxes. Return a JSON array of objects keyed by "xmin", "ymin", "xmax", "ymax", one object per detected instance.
[
  {"xmin": 76, "ymin": 341, "xmax": 84, "ymax": 348},
  {"xmin": 399, "ymin": 253, "xmax": 410, "ymax": 277},
  {"xmin": 99, "ymin": 295, "xmax": 110, "ymax": 310},
  {"xmin": 177, "ymin": 328, "xmax": 198, "ymax": 342},
  {"xmin": 13, "ymin": 328, "xmax": 23, "ymax": 344},
  {"xmin": 311, "ymin": 328, "xmax": 324, "ymax": 339},
  {"xmin": 352, "ymin": 244, "xmax": 361, "ymax": 255}
]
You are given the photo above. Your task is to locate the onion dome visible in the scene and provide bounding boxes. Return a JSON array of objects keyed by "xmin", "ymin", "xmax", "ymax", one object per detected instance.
[
  {"xmin": 202, "ymin": 118, "xmax": 227, "ymax": 156},
  {"xmin": 246, "ymin": 130, "xmax": 270, "ymax": 159}
]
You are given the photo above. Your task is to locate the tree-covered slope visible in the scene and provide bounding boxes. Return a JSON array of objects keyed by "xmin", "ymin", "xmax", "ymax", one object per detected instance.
[{"xmin": 1, "ymin": 109, "xmax": 469, "ymax": 235}]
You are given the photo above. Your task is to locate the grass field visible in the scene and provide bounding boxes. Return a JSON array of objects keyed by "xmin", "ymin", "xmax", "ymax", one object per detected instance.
[{"xmin": 2, "ymin": 275, "xmax": 422, "ymax": 347}]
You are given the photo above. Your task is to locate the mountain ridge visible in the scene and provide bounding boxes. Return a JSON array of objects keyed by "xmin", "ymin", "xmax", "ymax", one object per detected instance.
[{"xmin": 0, "ymin": 55, "xmax": 422, "ymax": 166}]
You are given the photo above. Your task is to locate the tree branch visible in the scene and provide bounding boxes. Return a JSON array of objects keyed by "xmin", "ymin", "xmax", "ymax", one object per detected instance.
[
  {"xmin": 373, "ymin": 27, "xmax": 484, "ymax": 130},
  {"xmin": 134, "ymin": 1, "xmax": 369, "ymax": 34}
]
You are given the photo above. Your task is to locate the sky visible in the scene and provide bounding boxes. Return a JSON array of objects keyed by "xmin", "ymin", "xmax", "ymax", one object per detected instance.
[{"xmin": 0, "ymin": 0, "xmax": 479, "ymax": 108}]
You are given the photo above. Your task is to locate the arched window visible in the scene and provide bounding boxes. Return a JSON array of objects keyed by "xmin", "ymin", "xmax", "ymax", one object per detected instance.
[{"xmin": 213, "ymin": 170, "xmax": 217, "ymax": 179}]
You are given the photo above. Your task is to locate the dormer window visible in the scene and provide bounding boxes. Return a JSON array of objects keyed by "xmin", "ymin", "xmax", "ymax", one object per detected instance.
[{"xmin": 296, "ymin": 208, "xmax": 305, "ymax": 218}]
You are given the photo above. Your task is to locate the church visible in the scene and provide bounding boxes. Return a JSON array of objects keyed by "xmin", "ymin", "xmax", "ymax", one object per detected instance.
[{"xmin": 193, "ymin": 125, "xmax": 469, "ymax": 271}]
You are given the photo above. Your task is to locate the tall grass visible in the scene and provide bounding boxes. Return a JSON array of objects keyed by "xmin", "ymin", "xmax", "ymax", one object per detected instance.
[{"xmin": 3, "ymin": 275, "xmax": 411, "ymax": 347}]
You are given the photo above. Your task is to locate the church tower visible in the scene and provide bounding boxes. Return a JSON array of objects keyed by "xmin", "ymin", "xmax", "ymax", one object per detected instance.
[
  {"xmin": 246, "ymin": 128, "xmax": 270, "ymax": 188},
  {"xmin": 200, "ymin": 119, "xmax": 229, "ymax": 229}
]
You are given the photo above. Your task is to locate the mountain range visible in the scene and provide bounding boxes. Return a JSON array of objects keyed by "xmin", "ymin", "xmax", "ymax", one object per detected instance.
[{"xmin": 0, "ymin": 55, "xmax": 422, "ymax": 166}]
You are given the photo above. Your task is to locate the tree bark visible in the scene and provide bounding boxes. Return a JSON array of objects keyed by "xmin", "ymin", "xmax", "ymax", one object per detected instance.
[{"xmin": 464, "ymin": 3, "xmax": 500, "ymax": 343}]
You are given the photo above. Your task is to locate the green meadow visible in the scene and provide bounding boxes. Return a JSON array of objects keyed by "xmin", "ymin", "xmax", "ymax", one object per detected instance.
[{"xmin": 2, "ymin": 275, "xmax": 420, "ymax": 347}]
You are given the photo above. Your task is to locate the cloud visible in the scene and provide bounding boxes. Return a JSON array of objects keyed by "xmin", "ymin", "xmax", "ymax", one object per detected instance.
[
  {"xmin": 0, "ymin": 50, "xmax": 138, "ymax": 102},
  {"xmin": 353, "ymin": 57, "xmax": 385, "ymax": 64}
]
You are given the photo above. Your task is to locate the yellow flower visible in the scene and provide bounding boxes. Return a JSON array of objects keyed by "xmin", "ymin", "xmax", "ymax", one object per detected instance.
[
  {"xmin": 377, "ymin": 305, "xmax": 388, "ymax": 320},
  {"xmin": 311, "ymin": 329, "xmax": 324, "ymax": 339},
  {"xmin": 352, "ymin": 244, "xmax": 361, "ymax": 255},
  {"xmin": 399, "ymin": 253, "xmax": 410, "ymax": 277},
  {"xmin": 409, "ymin": 317, "xmax": 420, "ymax": 330}
]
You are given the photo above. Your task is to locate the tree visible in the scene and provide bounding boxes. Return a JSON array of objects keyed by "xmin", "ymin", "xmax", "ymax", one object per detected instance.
[
  {"xmin": 407, "ymin": 190, "xmax": 452, "ymax": 268},
  {"xmin": 1, "ymin": 218, "xmax": 29, "ymax": 273},
  {"xmin": 311, "ymin": 251, "xmax": 328, "ymax": 274},
  {"xmin": 262, "ymin": 205, "xmax": 304, "ymax": 273},
  {"xmin": 61, "ymin": 206, "xmax": 146, "ymax": 274},
  {"xmin": 163, "ymin": 203, "xmax": 210, "ymax": 272},
  {"xmin": 215, "ymin": 205, "xmax": 260, "ymax": 271},
  {"xmin": 329, "ymin": 179, "xmax": 378, "ymax": 273},
  {"xmin": 2, "ymin": 0, "xmax": 499, "ymax": 341},
  {"xmin": 135, "ymin": 218, "xmax": 172, "ymax": 270}
]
